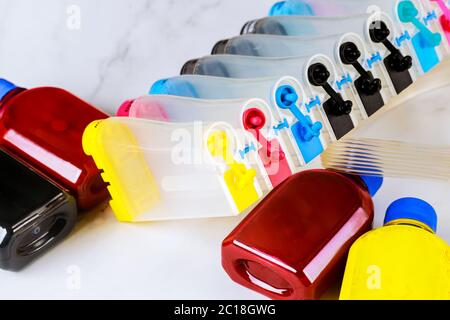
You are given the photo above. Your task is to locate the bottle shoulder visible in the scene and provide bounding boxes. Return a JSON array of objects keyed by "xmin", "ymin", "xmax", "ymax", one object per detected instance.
[
  {"xmin": 342, "ymin": 225, "xmax": 450, "ymax": 300},
  {"xmin": 350, "ymin": 224, "xmax": 448, "ymax": 256}
]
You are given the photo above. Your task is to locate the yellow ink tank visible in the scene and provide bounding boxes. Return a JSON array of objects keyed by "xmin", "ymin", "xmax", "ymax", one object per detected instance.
[{"xmin": 83, "ymin": 118, "xmax": 262, "ymax": 222}]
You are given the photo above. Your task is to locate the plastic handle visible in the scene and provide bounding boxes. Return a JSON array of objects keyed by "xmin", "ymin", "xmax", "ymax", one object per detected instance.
[
  {"xmin": 242, "ymin": 108, "xmax": 286, "ymax": 162},
  {"xmin": 412, "ymin": 19, "xmax": 442, "ymax": 46},
  {"xmin": 207, "ymin": 131, "xmax": 257, "ymax": 191},
  {"xmin": 243, "ymin": 108, "xmax": 270, "ymax": 147},
  {"xmin": 207, "ymin": 130, "xmax": 260, "ymax": 213},
  {"xmin": 399, "ymin": 1, "xmax": 442, "ymax": 47},
  {"xmin": 275, "ymin": 86, "xmax": 322, "ymax": 141},
  {"xmin": 290, "ymin": 105, "xmax": 319, "ymax": 140}
]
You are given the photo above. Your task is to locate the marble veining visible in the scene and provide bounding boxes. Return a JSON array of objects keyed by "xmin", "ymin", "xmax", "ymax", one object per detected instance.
[{"xmin": 0, "ymin": 0, "xmax": 275, "ymax": 114}]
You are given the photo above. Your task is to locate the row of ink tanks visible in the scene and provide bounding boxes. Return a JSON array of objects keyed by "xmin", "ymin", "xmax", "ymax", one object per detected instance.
[{"xmin": 0, "ymin": 0, "xmax": 449, "ymax": 299}]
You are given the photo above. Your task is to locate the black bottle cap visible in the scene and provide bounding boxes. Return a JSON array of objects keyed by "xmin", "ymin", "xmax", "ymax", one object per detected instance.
[
  {"xmin": 241, "ymin": 19, "xmax": 258, "ymax": 34},
  {"xmin": 340, "ymin": 42, "xmax": 361, "ymax": 64},
  {"xmin": 180, "ymin": 59, "xmax": 199, "ymax": 75},
  {"xmin": 369, "ymin": 20, "xmax": 390, "ymax": 43},
  {"xmin": 212, "ymin": 39, "xmax": 230, "ymax": 55},
  {"xmin": 308, "ymin": 63, "xmax": 331, "ymax": 86}
]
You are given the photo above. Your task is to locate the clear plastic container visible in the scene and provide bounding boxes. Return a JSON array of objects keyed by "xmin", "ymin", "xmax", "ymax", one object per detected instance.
[
  {"xmin": 242, "ymin": 13, "xmax": 372, "ymax": 37},
  {"xmin": 214, "ymin": 33, "xmax": 349, "ymax": 58},
  {"xmin": 340, "ymin": 198, "xmax": 450, "ymax": 300},
  {"xmin": 182, "ymin": 53, "xmax": 363, "ymax": 141},
  {"xmin": 82, "ymin": 117, "xmax": 264, "ymax": 222},
  {"xmin": 149, "ymin": 75, "xmax": 330, "ymax": 165},
  {"xmin": 268, "ymin": 0, "xmax": 449, "ymax": 73},
  {"xmin": 117, "ymin": 95, "xmax": 296, "ymax": 189},
  {"xmin": 212, "ymin": 33, "xmax": 396, "ymax": 116},
  {"xmin": 183, "ymin": 54, "xmax": 310, "ymax": 79},
  {"xmin": 269, "ymin": 0, "xmax": 364, "ymax": 16},
  {"xmin": 270, "ymin": 0, "xmax": 430, "ymax": 20},
  {"xmin": 150, "ymin": 75, "xmax": 290, "ymax": 100},
  {"xmin": 241, "ymin": 12, "xmax": 420, "ymax": 92}
]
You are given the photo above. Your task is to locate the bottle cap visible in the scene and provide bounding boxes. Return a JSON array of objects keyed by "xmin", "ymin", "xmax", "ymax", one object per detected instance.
[
  {"xmin": 181, "ymin": 59, "xmax": 199, "ymax": 75},
  {"xmin": 116, "ymin": 100, "xmax": 135, "ymax": 117},
  {"xmin": 269, "ymin": 0, "xmax": 314, "ymax": 16},
  {"xmin": 149, "ymin": 79, "xmax": 198, "ymax": 98},
  {"xmin": 0, "ymin": 79, "xmax": 17, "ymax": 101},
  {"xmin": 212, "ymin": 39, "xmax": 230, "ymax": 54},
  {"xmin": 269, "ymin": 1, "xmax": 287, "ymax": 16},
  {"xmin": 359, "ymin": 175, "xmax": 383, "ymax": 197},
  {"xmin": 149, "ymin": 79, "xmax": 169, "ymax": 95},
  {"xmin": 384, "ymin": 197, "xmax": 438, "ymax": 233}
]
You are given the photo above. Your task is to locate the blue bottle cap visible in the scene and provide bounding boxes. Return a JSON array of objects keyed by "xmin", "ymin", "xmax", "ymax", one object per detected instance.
[
  {"xmin": 0, "ymin": 79, "xmax": 17, "ymax": 101},
  {"xmin": 269, "ymin": 1, "xmax": 287, "ymax": 16},
  {"xmin": 384, "ymin": 197, "xmax": 438, "ymax": 233},
  {"xmin": 149, "ymin": 79, "xmax": 169, "ymax": 95},
  {"xmin": 359, "ymin": 175, "xmax": 384, "ymax": 197},
  {"xmin": 150, "ymin": 79, "xmax": 198, "ymax": 98},
  {"xmin": 269, "ymin": 0, "xmax": 314, "ymax": 16}
]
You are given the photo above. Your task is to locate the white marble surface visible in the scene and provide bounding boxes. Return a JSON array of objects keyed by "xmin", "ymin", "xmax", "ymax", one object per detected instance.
[
  {"xmin": 0, "ymin": 0, "xmax": 449, "ymax": 300},
  {"xmin": 0, "ymin": 0, "xmax": 275, "ymax": 114}
]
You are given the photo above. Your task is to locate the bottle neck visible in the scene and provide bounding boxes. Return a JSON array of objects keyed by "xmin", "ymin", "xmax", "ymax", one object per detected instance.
[{"xmin": 385, "ymin": 219, "xmax": 435, "ymax": 233}]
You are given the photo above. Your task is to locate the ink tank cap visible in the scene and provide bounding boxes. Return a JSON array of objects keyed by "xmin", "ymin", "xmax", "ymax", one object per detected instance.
[
  {"xmin": 0, "ymin": 79, "xmax": 17, "ymax": 101},
  {"xmin": 384, "ymin": 197, "xmax": 438, "ymax": 233},
  {"xmin": 241, "ymin": 19, "xmax": 259, "ymax": 35},
  {"xmin": 360, "ymin": 175, "xmax": 384, "ymax": 197},
  {"xmin": 116, "ymin": 100, "xmax": 135, "ymax": 117},
  {"xmin": 149, "ymin": 79, "xmax": 198, "ymax": 98},
  {"xmin": 149, "ymin": 79, "xmax": 169, "ymax": 95},
  {"xmin": 269, "ymin": 1, "xmax": 288, "ymax": 16},
  {"xmin": 212, "ymin": 39, "xmax": 230, "ymax": 55},
  {"xmin": 180, "ymin": 59, "xmax": 199, "ymax": 75},
  {"xmin": 269, "ymin": 0, "xmax": 314, "ymax": 16}
]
